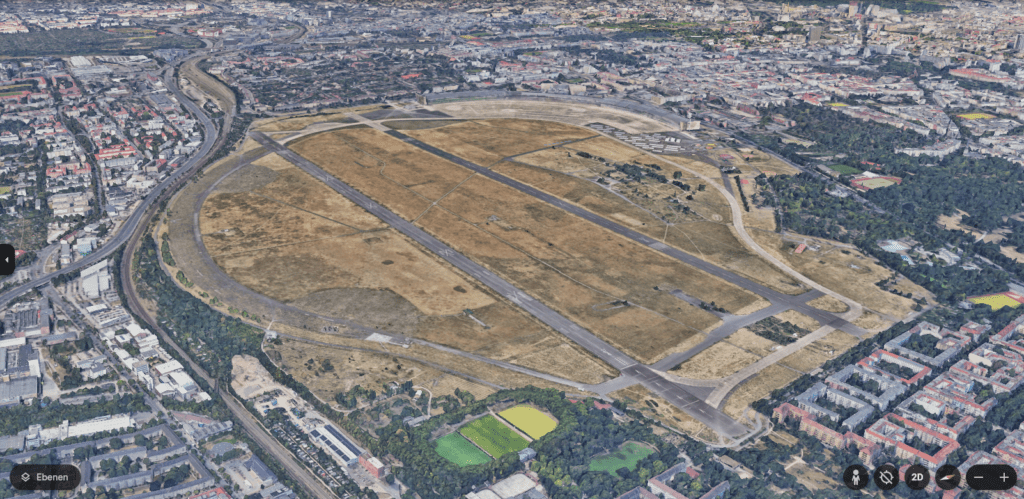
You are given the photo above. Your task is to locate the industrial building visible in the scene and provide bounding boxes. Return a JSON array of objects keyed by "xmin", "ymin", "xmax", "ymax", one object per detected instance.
[
  {"xmin": 310, "ymin": 424, "xmax": 362, "ymax": 466},
  {"xmin": 244, "ymin": 455, "xmax": 278, "ymax": 487},
  {"xmin": 0, "ymin": 376, "xmax": 38, "ymax": 406}
]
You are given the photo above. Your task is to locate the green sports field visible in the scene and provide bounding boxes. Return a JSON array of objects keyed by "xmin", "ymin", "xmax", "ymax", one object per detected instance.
[
  {"xmin": 957, "ymin": 113, "xmax": 995, "ymax": 120},
  {"xmin": 499, "ymin": 406, "xmax": 557, "ymax": 440},
  {"xmin": 435, "ymin": 432, "xmax": 492, "ymax": 467},
  {"xmin": 968, "ymin": 294, "xmax": 1023, "ymax": 311},
  {"xmin": 856, "ymin": 178, "xmax": 896, "ymax": 189},
  {"xmin": 827, "ymin": 164, "xmax": 862, "ymax": 175},
  {"xmin": 460, "ymin": 415, "xmax": 529, "ymax": 458},
  {"xmin": 589, "ymin": 442, "xmax": 655, "ymax": 474}
]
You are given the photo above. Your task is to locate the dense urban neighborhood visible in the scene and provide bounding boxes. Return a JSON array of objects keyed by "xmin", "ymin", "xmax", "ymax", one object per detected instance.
[{"xmin": 2, "ymin": 1, "xmax": 1024, "ymax": 499}]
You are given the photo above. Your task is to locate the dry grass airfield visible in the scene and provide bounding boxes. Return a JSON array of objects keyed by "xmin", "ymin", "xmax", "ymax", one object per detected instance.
[
  {"xmin": 488, "ymin": 136, "xmax": 806, "ymax": 296},
  {"xmin": 180, "ymin": 108, "xmax": 922, "ymax": 434},
  {"xmin": 288, "ymin": 122, "xmax": 777, "ymax": 364},
  {"xmin": 196, "ymin": 146, "xmax": 616, "ymax": 385}
]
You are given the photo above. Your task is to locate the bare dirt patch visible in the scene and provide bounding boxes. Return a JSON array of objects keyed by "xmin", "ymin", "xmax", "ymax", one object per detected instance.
[
  {"xmin": 1002, "ymin": 245, "xmax": 1024, "ymax": 263},
  {"xmin": 232, "ymin": 354, "xmax": 284, "ymax": 400},
  {"xmin": 722, "ymin": 364, "xmax": 802, "ymax": 419},
  {"xmin": 213, "ymin": 229, "xmax": 493, "ymax": 316},
  {"xmin": 853, "ymin": 311, "xmax": 887, "ymax": 334},
  {"xmin": 253, "ymin": 105, "xmax": 380, "ymax": 132},
  {"xmin": 807, "ymin": 295, "xmax": 850, "ymax": 314},
  {"xmin": 200, "ymin": 192, "xmax": 361, "ymax": 256},
  {"xmin": 751, "ymin": 231, "xmax": 915, "ymax": 320},
  {"xmin": 383, "ymin": 119, "xmax": 464, "ymax": 130},
  {"xmin": 510, "ymin": 138, "xmax": 803, "ymax": 295},
  {"xmin": 610, "ymin": 385, "xmax": 711, "ymax": 437},
  {"xmin": 670, "ymin": 342, "xmax": 762, "ymax": 380},
  {"xmin": 252, "ymin": 153, "xmax": 299, "ymax": 171},
  {"xmin": 269, "ymin": 339, "xmax": 496, "ymax": 403},
  {"xmin": 737, "ymin": 148, "xmax": 800, "ymax": 176},
  {"xmin": 404, "ymin": 119, "xmax": 596, "ymax": 166},
  {"xmin": 775, "ymin": 310, "xmax": 820, "ymax": 332},
  {"xmin": 725, "ymin": 328, "xmax": 781, "ymax": 357},
  {"xmin": 780, "ymin": 331, "xmax": 859, "ymax": 372}
]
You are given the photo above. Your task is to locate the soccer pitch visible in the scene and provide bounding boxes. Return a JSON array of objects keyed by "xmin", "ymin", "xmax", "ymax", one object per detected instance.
[
  {"xmin": 499, "ymin": 406, "xmax": 558, "ymax": 440},
  {"xmin": 856, "ymin": 178, "xmax": 896, "ymax": 189},
  {"xmin": 968, "ymin": 294, "xmax": 1023, "ymax": 311},
  {"xmin": 460, "ymin": 415, "xmax": 529, "ymax": 458},
  {"xmin": 435, "ymin": 432, "xmax": 492, "ymax": 467},
  {"xmin": 957, "ymin": 113, "xmax": 995, "ymax": 120}
]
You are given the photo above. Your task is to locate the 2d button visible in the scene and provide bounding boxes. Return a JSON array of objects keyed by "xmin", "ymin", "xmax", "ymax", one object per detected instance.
[
  {"xmin": 0, "ymin": 244, "xmax": 14, "ymax": 275},
  {"xmin": 966, "ymin": 464, "xmax": 1017, "ymax": 491},
  {"xmin": 874, "ymin": 463, "xmax": 899, "ymax": 491},
  {"xmin": 935, "ymin": 464, "xmax": 962, "ymax": 491},
  {"xmin": 905, "ymin": 464, "xmax": 930, "ymax": 490},
  {"xmin": 843, "ymin": 464, "xmax": 869, "ymax": 490},
  {"xmin": 9, "ymin": 464, "xmax": 81, "ymax": 491}
]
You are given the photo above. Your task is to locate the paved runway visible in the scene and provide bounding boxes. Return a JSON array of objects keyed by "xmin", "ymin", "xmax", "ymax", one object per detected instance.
[
  {"xmin": 251, "ymin": 130, "xmax": 752, "ymax": 438},
  {"xmin": 383, "ymin": 128, "xmax": 867, "ymax": 341}
]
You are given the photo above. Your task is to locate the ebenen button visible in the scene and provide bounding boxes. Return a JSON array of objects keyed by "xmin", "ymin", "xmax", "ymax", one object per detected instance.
[{"xmin": 9, "ymin": 464, "xmax": 82, "ymax": 491}]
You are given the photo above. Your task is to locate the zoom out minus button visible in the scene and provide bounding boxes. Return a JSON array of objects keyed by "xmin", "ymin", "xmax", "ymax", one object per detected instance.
[{"xmin": 966, "ymin": 464, "xmax": 1017, "ymax": 491}]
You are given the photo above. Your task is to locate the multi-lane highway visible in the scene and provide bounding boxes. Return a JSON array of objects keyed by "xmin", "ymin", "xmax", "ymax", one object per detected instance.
[{"xmin": 0, "ymin": 61, "xmax": 219, "ymax": 309}]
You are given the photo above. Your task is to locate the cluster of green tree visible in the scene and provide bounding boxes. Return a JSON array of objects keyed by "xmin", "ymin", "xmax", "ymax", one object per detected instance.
[
  {"xmin": 75, "ymin": 485, "xmax": 122, "ymax": 499},
  {"xmin": 335, "ymin": 384, "xmax": 377, "ymax": 410},
  {"xmin": 149, "ymin": 463, "xmax": 191, "ymax": 492},
  {"xmin": 358, "ymin": 387, "xmax": 651, "ymax": 499},
  {"xmin": 755, "ymin": 163, "xmax": 1020, "ymax": 302},
  {"xmin": 752, "ymin": 319, "xmax": 919, "ymax": 418},
  {"xmin": 199, "ymin": 114, "xmax": 254, "ymax": 169},
  {"xmin": 531, "ymin": 412, "xmax": 675, "ymax": 498},
  {"xmin": 51, "ymin": 267, "xmax": 83, "ymax": 287},
  {"xmin": 160, "ymin": 232, "xmax": 176, "ymax": 266},
  {"xmin": 748, "ymin": 316, "xmax": 808, "ymax": 345},
  {"xmin": 733, "ymin": 176, "xmax": 750, "ymax": 212},
  {"xmin": 846, "ymin": 372, "xmax": 883, "ymax": 395},
  {"xmin": 98, "ymin": 455, "xmax": 142, "ymax": 478},
  {"xmin": 134, "ymin": 235, "xmax": 264, "ymax": 384},
  {"xmin": 876, "ymin": 359, "xmax": 919, "ymax": 380},
  {"xmin": 900, "ymin": 332, "xmax": 943, "ymax": 358},
  {"xmin": 213, "ymin": 448, "xmax": 246, "ymax": 465},
  {"xmin": 594, "ymin": 49, "xmax": 643, "ymax": 67}
]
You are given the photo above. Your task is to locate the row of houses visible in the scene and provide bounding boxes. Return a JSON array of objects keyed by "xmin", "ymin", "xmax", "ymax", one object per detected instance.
[{"xmin": 777, "ymin": 315, "xmax": 1024, "ymax": 494}]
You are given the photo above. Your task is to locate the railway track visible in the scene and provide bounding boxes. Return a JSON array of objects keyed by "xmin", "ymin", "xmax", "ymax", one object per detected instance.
[{"xmin": 117, "ymin": 56, "xmax": 338, "ymax": 499}]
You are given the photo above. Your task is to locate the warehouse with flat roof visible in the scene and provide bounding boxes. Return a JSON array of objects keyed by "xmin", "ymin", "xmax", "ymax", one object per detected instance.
[{"xmin": 310, "ymin": 424, "xmax": 361, "ymax": 466}]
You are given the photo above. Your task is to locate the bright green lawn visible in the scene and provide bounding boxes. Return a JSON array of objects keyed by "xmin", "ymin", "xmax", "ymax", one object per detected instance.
[
  {"xmin": 435, "ymin": 432, "xmax": 492, "ymax": 467},
  {"xmin": 460, "ymin": 415, "xmax": 528, "ymax": 458},
  {"xmin": 589, "ymin": 441, "xmax": 655, "ymax": 473},
  {"xmin": 827, "ymin": 164, "xmax": 863, "ymax": 175}
]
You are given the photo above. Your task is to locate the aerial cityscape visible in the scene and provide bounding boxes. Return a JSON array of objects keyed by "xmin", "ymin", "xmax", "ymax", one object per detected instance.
[{"xmin": 2, "ymin": 1, "xmax": 1024, "ymax": 498}]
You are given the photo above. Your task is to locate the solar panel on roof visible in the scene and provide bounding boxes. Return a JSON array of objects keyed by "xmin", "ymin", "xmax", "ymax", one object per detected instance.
[{"xmin": 324, "ymin": 425, "xmax": 361, "ymax": 455}]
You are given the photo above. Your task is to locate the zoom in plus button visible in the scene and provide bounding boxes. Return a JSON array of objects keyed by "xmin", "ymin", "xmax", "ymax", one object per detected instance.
[
  {"xmin": 9, "ymin": 465, "xmax": 82, "ymax": 491},
  {"xmin": 966, "ymin": 464, "xmax": 1017, "ymax": 491}
]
